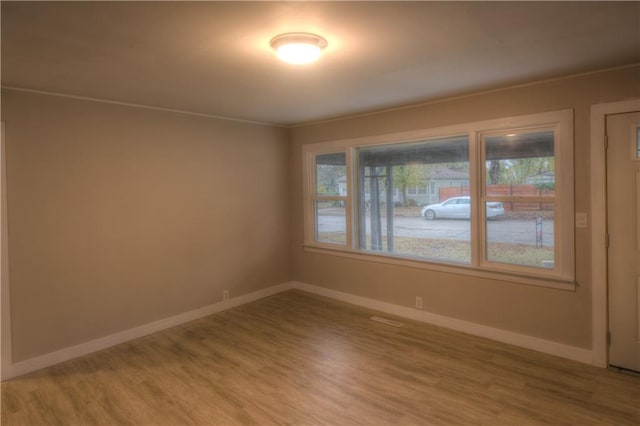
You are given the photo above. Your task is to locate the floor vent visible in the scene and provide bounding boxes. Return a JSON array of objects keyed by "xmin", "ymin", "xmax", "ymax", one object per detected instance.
[{"xmin": 370, "ymin": 316, "xmax": 404, "ymax": 327}]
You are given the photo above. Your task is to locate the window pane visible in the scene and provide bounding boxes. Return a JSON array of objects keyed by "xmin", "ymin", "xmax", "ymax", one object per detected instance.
[
  {"xmin": 315, "ymin": 200, "xmax": 346, "ymax": 245},
  {"xmin": 316, "ymin": 153, "xmax": 346, "ymax": 196},
  {"xmin": 637, "ymin": 127, "xmax": 640, "ymax": 158},
  {"xmin": 357, "ymin": 136, "xmax": 471, "ymax": 264},
  {"xmin": 486, "ymin": 203, "xmax": 554, "ymax": 268},
  {"xmin": 485, "ymin": 131, "xmax": 555, "ymax": 196},
  {"xmin": 484, "ymin": 130, "xmax": 556, "ymax": 269}
]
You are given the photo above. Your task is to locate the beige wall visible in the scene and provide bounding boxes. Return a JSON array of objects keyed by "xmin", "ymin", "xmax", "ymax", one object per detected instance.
[
  {"xmin": 290, "ymin": 66, "xmax": 640, "ymax": 349},
  {"xmin": 3, "ymin": 65, "xmax": 638, "ymax": 364},
  {"xmin": 2, "ymin": 90, "xmax": 291, "ymax": 362}
]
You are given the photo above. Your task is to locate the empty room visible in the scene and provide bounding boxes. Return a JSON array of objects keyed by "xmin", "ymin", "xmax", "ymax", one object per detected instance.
[{"xmin": 1, "ymin": 1, "xmax": 639, "ymax": 425}]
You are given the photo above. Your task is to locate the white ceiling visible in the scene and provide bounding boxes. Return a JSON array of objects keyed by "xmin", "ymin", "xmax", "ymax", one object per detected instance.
[{"xmin": 2, "ymin": 2, "xmax": 639, "ymax": 126}]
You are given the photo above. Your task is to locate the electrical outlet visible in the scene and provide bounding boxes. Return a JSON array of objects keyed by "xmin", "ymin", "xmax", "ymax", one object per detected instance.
[
  {"xmin": 223, "ymin": 290, "xmax": 229, "ymax": 301},
  {"xmin": 415, "ymin": 296, "xmax": 423, "ymax": 310}
]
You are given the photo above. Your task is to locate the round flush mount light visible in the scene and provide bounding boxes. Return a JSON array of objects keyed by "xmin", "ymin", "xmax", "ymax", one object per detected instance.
[{"xmin": 270, "ymin": 32, "xmax": 328, "ymax": 65}]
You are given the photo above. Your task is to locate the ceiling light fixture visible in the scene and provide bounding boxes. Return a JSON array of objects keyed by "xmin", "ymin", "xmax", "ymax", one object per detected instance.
[{"xmin": 270, "ymin": 32, "xmax": 327, "ymax": 65}]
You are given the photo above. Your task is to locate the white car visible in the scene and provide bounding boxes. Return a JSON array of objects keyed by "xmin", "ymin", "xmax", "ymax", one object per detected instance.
[{"xmin": 421, "ymin": 196, "xmax": 504, "ymax": 220}]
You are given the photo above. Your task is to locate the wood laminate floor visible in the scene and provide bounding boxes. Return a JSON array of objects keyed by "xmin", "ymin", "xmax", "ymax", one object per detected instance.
[{"xmin": 1, "ymin": 290, "xmax": 639, "ymax": 425}]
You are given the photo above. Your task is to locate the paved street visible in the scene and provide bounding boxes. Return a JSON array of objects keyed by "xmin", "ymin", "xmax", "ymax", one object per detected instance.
[{"xmin": 317, "ymin": 215, "xmax": 554, "ymax": 247}]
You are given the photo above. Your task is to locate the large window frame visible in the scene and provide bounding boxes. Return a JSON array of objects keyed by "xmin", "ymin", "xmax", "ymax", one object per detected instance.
[
  {"xmin": 302, "ymin": 110, "xmax": 574, "ymax": 289},
  {"xmin": 305, "ymin": 146, "xmax": 353, "ymax": 248}
]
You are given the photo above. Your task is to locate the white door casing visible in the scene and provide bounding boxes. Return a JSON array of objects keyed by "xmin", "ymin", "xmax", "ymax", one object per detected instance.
[
  {"xmin": 1, "ymin": 122, "xmax": 11, "ymax": 380},
  {"xmin": 607, "ymin": 111, "xmax": 640, "ymax": 372}
]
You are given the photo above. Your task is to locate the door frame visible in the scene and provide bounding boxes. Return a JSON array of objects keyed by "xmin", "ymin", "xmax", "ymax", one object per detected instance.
[
  {"xmin": 0, "ymin": 122, "xmax": 11, "ymax": 380},
  {"xmin": 590, "ymin": 99, "xmax": 640, "ymax": 367}
]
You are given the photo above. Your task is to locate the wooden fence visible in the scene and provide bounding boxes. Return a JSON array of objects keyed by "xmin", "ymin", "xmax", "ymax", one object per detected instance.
[{"xmin": 439, "ymin": 185, "xmax": 554, "ymax": 212}]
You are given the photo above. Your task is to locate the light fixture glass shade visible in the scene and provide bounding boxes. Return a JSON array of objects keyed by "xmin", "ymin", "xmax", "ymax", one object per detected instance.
[{"xmin": 270, "ymin": 33, "xmax": 327, "ymax": 65}]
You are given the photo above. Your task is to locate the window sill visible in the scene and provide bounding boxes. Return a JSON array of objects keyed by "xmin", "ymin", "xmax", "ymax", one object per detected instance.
[{"xmin": 302, "ymin": 244, "xmax": 576, "ymax": 291}]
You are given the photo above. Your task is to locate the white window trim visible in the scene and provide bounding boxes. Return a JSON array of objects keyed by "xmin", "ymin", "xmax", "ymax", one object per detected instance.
[
  {"xmin": 305, "ymin": 148, "xmax": 352, "ymax": 248},
  {"xmin": 302, "ymin": 109, "xmax": 575, "ymax": 290},
  {"xmin": 477, "ymin": 121, "xmax": 574, "ymax": 282}
]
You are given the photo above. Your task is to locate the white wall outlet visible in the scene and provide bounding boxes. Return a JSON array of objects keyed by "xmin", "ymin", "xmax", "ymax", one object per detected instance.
[
  {"xmin": 415, "ymin": 296, "xmax": 423, "ymax": 310},
  {"xmin": 223, "ymin": 290, "xmax": 229, "ymax": 301},
  {"xmin": 575, "ymin": 212, "xmax": 588, "ymax": 228}
]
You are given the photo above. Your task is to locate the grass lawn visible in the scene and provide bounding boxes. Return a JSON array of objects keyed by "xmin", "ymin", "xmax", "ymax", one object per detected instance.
[{"xmin": 317, "ymin": 232, "xmax": 554, "ymax": 268}]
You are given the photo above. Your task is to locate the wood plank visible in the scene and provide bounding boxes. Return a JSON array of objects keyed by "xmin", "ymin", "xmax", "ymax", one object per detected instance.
[{"xmin": 2, "ymin": 290, "xmax": 639, "ymax": 425}]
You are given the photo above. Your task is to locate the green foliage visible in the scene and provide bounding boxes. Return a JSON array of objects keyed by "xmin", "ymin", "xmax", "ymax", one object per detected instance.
[
  {"xmin": 534, "ymin": 181, "xmax": 555, "ymax": 191},
  {"xmin": 316, "ymin": 164, "xmax": 344, "ymax": 195},
  {"xmin": 488, "ymin": 160, "xmax": 502, "ymax": 184},
  {"xmin": 487, "ymin": 157, "xmax": 554, "ymax": 185},
  {"xmin": 393, "ymin": 164, "xmax": 428, "ymax": 207}
]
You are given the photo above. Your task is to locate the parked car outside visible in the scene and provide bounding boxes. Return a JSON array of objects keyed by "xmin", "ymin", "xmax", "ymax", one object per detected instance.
[{"xmin": 420, "ymin": 196, "xmax": 504, "ymax": 220}]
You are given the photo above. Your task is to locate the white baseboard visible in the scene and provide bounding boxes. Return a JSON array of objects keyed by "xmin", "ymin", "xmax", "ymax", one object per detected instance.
[
  {"xmin": 5, "ymin": 279, "xmax": 594, "ymax": 380},
  {"xmin": 291, "ymin": 281, "xmax": 593, "ymax": 365},
  {"xmin": 6, "ymin": 282, "xmax": 295, "ymax": 380}
]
